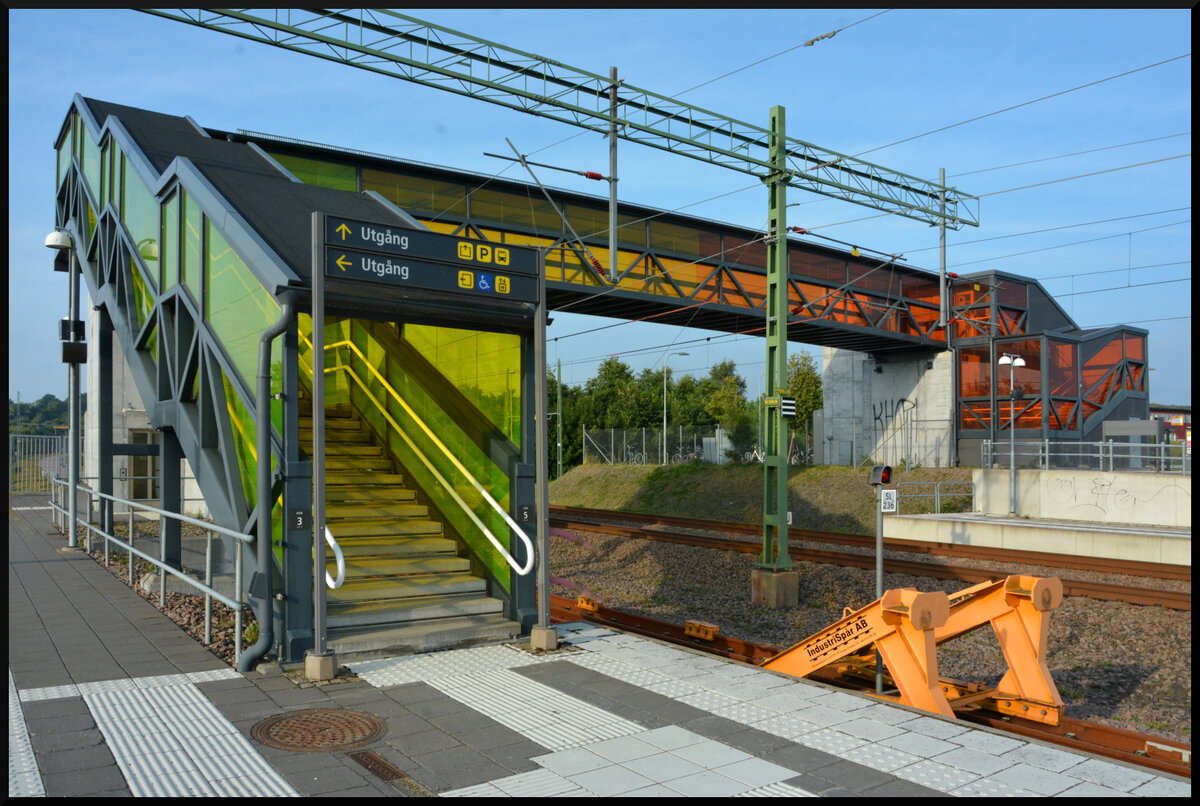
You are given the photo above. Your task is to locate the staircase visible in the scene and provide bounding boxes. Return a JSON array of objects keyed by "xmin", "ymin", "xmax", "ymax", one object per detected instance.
[{"xmin": 299, "ymin": 395, "xmax": 520, "ymax": 659}]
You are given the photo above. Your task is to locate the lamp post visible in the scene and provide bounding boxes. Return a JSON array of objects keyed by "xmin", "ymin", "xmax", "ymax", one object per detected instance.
[
  {"xmin": 998, "ymin": 352, "xmax": 1025, "ymax": 515},
  {"xmin": 663, "ymin": 352, "xmax": 689, "ymax": 464},
  {"xmin": 46, "ymin": 228, "xmax": 78, "ymax": 547}
]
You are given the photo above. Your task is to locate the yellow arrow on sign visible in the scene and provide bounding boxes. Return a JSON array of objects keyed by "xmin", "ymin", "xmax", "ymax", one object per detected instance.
[
  {"xmin": 335, "ymin": 223, "xmax": 351, "ymax": 240},
  {"xmin": 336, "ymin": 255, "xmax": 352, "ymax": 271}
]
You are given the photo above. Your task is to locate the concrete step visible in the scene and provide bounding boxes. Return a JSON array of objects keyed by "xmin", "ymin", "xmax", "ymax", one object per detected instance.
[
  {"xmin": 327, "ymin": 502, "xmax": 429, "ymax": 521},
  {"xmin": 326, "ymin": 487, "xmax": 416, "ymax": 503},
  {"xmin": 326, "ymin": 471, "xmax": 406, "ymax": 486},
  {"xmin": 326, "ymin": 592, "xmax": 504, "ymax": 629},
  {"xmin": 331, "ymin": 535, "xmax": 457, "ymax": 556},
  {"xmin": 326, "ymin": 614, "xmax": 520, "ymax": 660},
  {"xmin": 327, "ymin": 519, "xmax": 443, "ymax": 538},
  {"xmin": 322, "ymin": 444, "xmax": 385, "ymax": 458},
  {"xmin": 329, "ymin": 555, "xmax": 471, "ymax": 578},
  {"xmin": 326, "ymin": 456, "xmax": 395, "ymax": 471},
  {"xmin": 300, "ymin": 427, "xmax": 373, "ymax": 443},
  {"xmin": 326, "ymin": 573, "xmax": 486, "ymax": 604}
]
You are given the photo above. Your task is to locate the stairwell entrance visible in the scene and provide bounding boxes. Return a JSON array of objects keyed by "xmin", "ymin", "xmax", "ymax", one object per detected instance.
[{"xmin": 293, "ymin": 315, "xmax": 539, "ymax": 660}]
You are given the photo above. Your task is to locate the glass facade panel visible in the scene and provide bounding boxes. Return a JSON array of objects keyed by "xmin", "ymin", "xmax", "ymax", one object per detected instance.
[
  {"xmin": 180, "ymin": 190, "xmax": 203, "ymax": 304},
  {"xmin": 998, "ymin": 279, "xmax": 1027, "ymax": 307},
  {"xmin": 724, "ymin": 235, "xmax": 767, "ymax": 269},
  {"xmin": 1124, "ymin": 333, "xmax": 1145, "ymax": 361},
  {"xmin": 649, "ymin": 220, "xmax": 702, "ymax": 256},
  {"xmin": 270, "ymin": 153, "xmax": 357, "ymax": 191},
  {"xmin": 996, "ymin": 339, "xmax": 1040, "ymax": 397},
  {"xmin": 206, "ymin": 223, "xmax": 281, "ymax": 390},
  {"xmin": 361, "ymin": 168, "xmax": 467, "ymax": 217},
  {"xmin": 960, "ymin": 402, "xmax": 990, "ymax": 430},
  {"xmin": 470, "ymin": 187, "xmax": 557, "ymax": 233},
  {"xmin": 1048, "ymin": 340, "xmax": 1077, "ymax": 397},
  {"xmin": 56, "ymin": 118, "xmax": 73, "ymax": 189},
  {"xmin": 129, "ymin": 257, "xmax": 154, "ymax": 330},
  {"xmin": 122, "ymin": 159, "xmax": 160, "ymax": 279},
  {"xmin": 81, "ymin": 124, "xmax": 101, "ymax": 203},
  {"xmin": 1082, "ymin": 338, "xmax": 1123, "ymax": 402},
  {"xmin": 403, "ymin": 323, "xmax": 523, "ymax": 447},
  {"xmin": 958, "ymin": 347, "xmax": 991, "ymax": 397},
  {"xmin": 161, "ymin": 193, "xmax": 179, "ymax": 290},
  {"xmin": 790, "ymin": 253, "xmax": 846, "ymax": 285}
]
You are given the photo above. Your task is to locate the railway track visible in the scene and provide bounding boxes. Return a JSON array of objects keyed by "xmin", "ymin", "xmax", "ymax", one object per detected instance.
[
  {"xmin": 549, "ymin": 594, "xmax": 1193, "ymax": 780},
  {"xmin": 550, "ymin": 505, "xmax": 1191, "ymax": 611}
]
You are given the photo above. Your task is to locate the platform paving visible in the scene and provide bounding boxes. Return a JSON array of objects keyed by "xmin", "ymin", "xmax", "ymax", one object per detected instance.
[{"xmin": 8, "ymin": 494, "xmax": 1191, "ymax": 797}]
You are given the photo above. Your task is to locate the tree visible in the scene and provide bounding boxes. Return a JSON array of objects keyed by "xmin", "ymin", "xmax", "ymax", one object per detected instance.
[
  {"xmin": 785, "ymin": 350, "xmax": 822, "ymax": 450},
  {"xmin": 702, "ymin": 363, "xmax": 756, "ymax": 458}
]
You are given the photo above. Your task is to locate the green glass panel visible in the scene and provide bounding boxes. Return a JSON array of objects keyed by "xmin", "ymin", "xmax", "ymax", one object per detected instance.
[
  {"xmin": 205, "ymin": 223, "xmax": 281, "ymax": 395},
  {"xmin": 128, "ymin": 256, "xmax": 154, "ymax": 330},
  {"xmin": 269, "ymin": 152, "xmax": 357, "ymax": 191},
  {"xmin": 567, "ymin": 204, "xmax": 647, "ymax": 249},
  {"xmin": 221, "ymin": 369, "xmax": 258, "ymax": 508},
  {"xmin": 81, "ymin": 127, "xmax": 101, "ymax": 204},
  {"xmin": 161, "ymin": 193, "xmax": 179, "ymax": 290},
  {"xmin": 122, "ymin": 160, "xmax": 159, "ymax": 274},
  {"xmin": 361, "ymin": 167, "xmax": 467, "ymax": 217},
  {"xmin": 100, "ymin": 142, "xmax": 109, "ymax": 208},
  {"xmin": 56, "ymin": 117, "xmax": 73, "ymax": 190},
  {"xmin": 180, "ymin": 191, "xmax": 203, "ymax": 304}
]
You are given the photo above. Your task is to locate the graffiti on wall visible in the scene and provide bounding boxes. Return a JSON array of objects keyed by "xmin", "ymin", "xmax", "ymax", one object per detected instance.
[{"xmin": 1046, "ymin": 474, "xmax": 1190, "ymax": 522}]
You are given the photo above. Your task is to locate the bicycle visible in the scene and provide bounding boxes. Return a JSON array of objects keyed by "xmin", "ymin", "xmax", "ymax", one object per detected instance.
[{"xmin": 623, "ymin": 446, "xmax": 646, "ymax": 465}]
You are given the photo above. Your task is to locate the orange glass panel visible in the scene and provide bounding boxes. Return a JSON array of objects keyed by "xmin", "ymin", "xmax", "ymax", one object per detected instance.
[
  {"xmin": 998, "ymin": 280, "xmax": 1027, "ymax": 307},
  {"xmin": 724, "ymin": 234, "xmax": 767, "ymax": 269},
  {"xmin": 959, "ymin": 348, "xmax": 991, "ymax": 397},
  {"xmin": 1124, "ymin": 334, "xmax": 1145, "ymax": 361},
  {"xmin": 903, "ymin": 276, "xmax": 939, "ymax": 305},
  {"xmin": 960, "ymin": 402, "xmax": 991, "ymax": 430},
  {"xmin": 1015, "ymin": 400, "xmax": 1042, "ymax": 429},
  {"xmin": 1050, "ymin": 400, "xmax": 1077, "ymax": 431},
  {"xmin": 1048, "ymin": 340, "xmax": 1077, "ymax": 397},
  {"xmin": 1082, "ymin": 338, "xmax": 1122, "ymax": 389}
]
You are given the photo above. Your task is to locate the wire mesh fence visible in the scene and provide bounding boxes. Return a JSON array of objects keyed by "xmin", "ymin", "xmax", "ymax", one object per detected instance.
[
  {"xmin": 582, "ymin": 426, "xmax": 724, "ymax": 465},
  {"xmin": 8, "ymin": 434, "xmax": 71, "ymax": 494}
]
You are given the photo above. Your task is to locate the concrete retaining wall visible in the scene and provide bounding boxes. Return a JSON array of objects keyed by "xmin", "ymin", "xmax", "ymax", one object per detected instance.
[{"xmin": 971, "ymin": 468, "xmax": 1191, "ymax": 529}]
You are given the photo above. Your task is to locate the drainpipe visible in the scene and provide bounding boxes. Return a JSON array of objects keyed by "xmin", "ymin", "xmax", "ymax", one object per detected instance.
[{"xmin": 239, "ymin": 298, "xmax": 294, "ymax": 672}]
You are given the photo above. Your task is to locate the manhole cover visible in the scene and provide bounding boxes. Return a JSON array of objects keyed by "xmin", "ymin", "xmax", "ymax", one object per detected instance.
[{"xmin": 251, "ymin": 709, "xmax": 387, "ymax": 752}]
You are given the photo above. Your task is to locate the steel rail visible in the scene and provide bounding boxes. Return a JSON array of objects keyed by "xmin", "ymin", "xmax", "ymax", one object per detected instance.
[
  {"xmin": 550, "ymin": 505, "xmax": 1191, "ymax": 582},
  {"xmin": 551, "ymin": 516, "xmax": 1189, "ymax": 611},
  {"xmin": 548, "ymin": 594, "xmax": 1192, "ymax": 780}
]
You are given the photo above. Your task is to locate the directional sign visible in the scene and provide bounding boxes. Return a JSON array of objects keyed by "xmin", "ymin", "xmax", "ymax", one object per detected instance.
[
  {"xmin": 326, "ymin": 216, "xmax": 538, "ymax": 276},
  {"xmin": 326, "ymin": 248, "xmax": 537, "ymax": 302}
]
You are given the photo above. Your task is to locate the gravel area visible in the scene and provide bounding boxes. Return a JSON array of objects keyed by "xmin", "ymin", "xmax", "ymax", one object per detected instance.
[{"xmin": 550, "ymin": 528, "xmax": 1192, "ymax": 747}]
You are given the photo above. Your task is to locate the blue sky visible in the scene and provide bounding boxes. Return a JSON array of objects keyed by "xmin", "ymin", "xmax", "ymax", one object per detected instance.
[{"xmin": 8, "ymin": 9, "xmax": 1191, "ymax": 406}]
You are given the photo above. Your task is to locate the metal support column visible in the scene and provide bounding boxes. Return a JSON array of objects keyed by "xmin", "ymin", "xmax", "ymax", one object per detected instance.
[
  {"xmin": 160, "ymin": 429, "xmax": 183, "ymax": 570},
  {"xmin": 98, "ymin": 307, "xmax": 114, "ymax": 537},
  {"xmin": 310, "ymin": 212, "xmax": 330, "ymax": 660},
  {"xmin": 760, "ymin": 105, "xmax": 792, "ymax": 573},
  {"xmin": 281, "ymin": 308, "xmax": 314, "ymax": 662},
  {"xmin": 608, "ymin": 66, "xmax": 619, "ymax": 283},
  {"xmin": 67, "ymin": 251, "xmax": 81, "ymax": 547}
]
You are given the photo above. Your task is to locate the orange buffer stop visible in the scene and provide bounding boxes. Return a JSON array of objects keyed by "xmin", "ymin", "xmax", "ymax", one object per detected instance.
[{"xmin": 761, "ymin": 575, "xmax": 1065, "ymax": 725}]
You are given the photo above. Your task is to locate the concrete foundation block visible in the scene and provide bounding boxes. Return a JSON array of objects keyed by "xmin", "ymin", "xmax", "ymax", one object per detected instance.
[
  {"xmin": 305, "ymin": 652, "xmax": 337, "ymax": 682},
  {"xmin": 529, "ymin": 626, "xmax": 558, "ymax": 651},
  {"xmin": 751, "ymin": 568, "xmax": 798, "ymax": 609}
]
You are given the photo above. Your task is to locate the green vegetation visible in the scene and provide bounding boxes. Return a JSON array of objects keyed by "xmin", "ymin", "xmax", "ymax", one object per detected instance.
[
  {"xmin": 9, "ymin": 393, "xmax": 80, "ymax": 435},
  {"xmin": 551, "ymin": 352, "xmax": 821, "ymax": 470},
  {"xmin": 550, "ymin": 463, "xmax": 973, "ymax": 535}
]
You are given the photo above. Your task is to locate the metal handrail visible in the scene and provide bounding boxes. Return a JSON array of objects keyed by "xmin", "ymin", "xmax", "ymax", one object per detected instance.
[
  {"xmin": 49, "ymin": 478, "xmax": 249, "ymax": 667},
  {"xmin": 301, "ymin": 332, "xmax": 534, "ymax": 576},
  {"xmin": 894, "ymin": 481, "xmax": 976, "ymax": 514},
  {"xmin": 324, "ymin": 525, "xmax": 345, "ymax": 589}
]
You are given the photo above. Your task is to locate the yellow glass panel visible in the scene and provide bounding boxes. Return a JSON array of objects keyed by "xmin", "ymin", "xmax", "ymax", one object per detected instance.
[
  {"xmin": 161, "ymin": 193, "xmax": 179, "ymax": 290},
  {"xmin": 205, "ymin": 223, "xmax": 281, "ymax": 395},
  {"xmin": 269, "ymin": 153, "xmax": 357, "ymax": 191}
]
